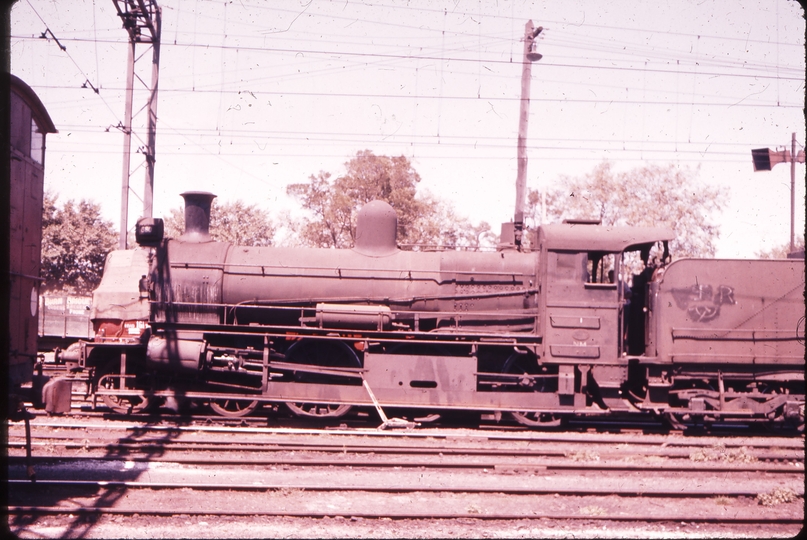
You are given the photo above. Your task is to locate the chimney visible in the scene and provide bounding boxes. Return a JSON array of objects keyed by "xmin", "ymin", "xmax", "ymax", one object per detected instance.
[{"xmin": 180, "ymin": 191, "xmax": 216, "ymax": 242}]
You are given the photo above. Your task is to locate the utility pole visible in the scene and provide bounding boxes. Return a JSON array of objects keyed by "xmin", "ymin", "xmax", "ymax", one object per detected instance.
[
  {"xmin": 751, "ymin": 132, "xmax": 806, "ymax": 254},
  {"xmin": 790, "ymin": 132, "xmax": 797, "ymax": 253},
  {"xmin": 513, "ymin": 20, "xmax": 542, "ymax": 250},
  {"xmin": 113, "ymin": 0, "xmax": 161, "ymax": 249}
]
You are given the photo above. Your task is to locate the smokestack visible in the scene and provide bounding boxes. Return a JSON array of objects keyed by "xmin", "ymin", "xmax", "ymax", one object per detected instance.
[{"xmin": 180, "ymin": 191, "xmax": 216, "ymax": 242}]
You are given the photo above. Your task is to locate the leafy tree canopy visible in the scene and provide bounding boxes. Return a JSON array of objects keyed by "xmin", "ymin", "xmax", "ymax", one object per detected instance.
[
  {"xmin": 525, "ymin": 161, "xmax": 729, "ymax": 258},
  {"xmin": 41, "ymin": 191, "xmax": 118, "ymax": 294},
  {"xmin": 163, "ymin": 199, "xmax": 276, "ymax": 247},
  {"xmin": 286, "ymin": 150, "xmax": 494, "ymax": 250},
  {"xmin": 755, "ymin": 236, "xmax": 805, "ymax": 259}
]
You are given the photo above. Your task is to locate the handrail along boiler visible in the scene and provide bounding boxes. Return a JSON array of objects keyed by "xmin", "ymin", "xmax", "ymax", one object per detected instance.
[{"xmin": 54, "ymin": 191, "xmax": 805, "ymax": 427}]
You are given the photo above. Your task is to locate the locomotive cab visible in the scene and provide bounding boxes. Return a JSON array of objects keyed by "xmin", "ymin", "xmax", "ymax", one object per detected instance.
[{"xmin": 536, "ymin": 222, "xmax": 673, "ymax": 408}]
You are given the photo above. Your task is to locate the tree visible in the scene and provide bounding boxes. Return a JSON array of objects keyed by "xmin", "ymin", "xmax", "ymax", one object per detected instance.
[
  {"xmin": 41, "ymin": 192, "xmax": 118, "ymax": 294},
  {"xmin": 525, "ymin": 161, "xmax": 728, "ymax": 258},
  {"xmin": 287, "ymin": 149, "xmax": 494, "ymax": 250},
  {"xmin": 403, "ymin": 193, "xmax": 497, "ymax": 250},
  {"xmin": 756, "ymin": 236, "xmax": 805, "ymax": 259},
  {"xmin": 163, "ymin": 199, "xmax": 276, "ymax": 247}
]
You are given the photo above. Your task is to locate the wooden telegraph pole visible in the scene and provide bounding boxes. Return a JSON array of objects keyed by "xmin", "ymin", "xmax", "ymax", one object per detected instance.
[{"xmin": 514, "ymin": 20, "xmax": 542, "ymax": 250}]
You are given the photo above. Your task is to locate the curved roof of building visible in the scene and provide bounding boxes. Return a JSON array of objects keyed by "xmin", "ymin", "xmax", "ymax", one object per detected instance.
[{"xmin": 9, "ymin": 73, "xmax": 58, "ymax": 134}]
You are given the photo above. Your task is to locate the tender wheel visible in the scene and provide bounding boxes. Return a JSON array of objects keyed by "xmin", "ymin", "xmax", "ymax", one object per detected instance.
[
  {"xmin": 98, "ymin": 374, "xmax": 151, "ymax": 414},
  {"xmin": 209, "ymin": 398, "xmax": 260, "ymax": 417},
  {"xmin": 283, "ymin": 339, "xmax": 361, "ymax": 419}
]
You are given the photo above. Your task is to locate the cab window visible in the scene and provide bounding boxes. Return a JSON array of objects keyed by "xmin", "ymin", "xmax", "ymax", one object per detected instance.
[{"xmin": 587, "ymin": 252, "xmax": 617, "ymax": 285}]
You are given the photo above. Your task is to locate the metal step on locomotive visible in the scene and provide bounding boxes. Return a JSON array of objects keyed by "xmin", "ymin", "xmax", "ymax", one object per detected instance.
[{"xmin": 47, "ymin": 191, "xmax": 805, "ymax": 429}]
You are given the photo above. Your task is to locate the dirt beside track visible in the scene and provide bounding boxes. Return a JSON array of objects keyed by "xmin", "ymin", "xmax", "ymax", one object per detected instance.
[
  {"xmin": 6, "ymin": 419, "xmax": 804, "ymax": 539},
  {"xmin": 8, "ymin": 512, "xmax": 803, "ymax": 539}
]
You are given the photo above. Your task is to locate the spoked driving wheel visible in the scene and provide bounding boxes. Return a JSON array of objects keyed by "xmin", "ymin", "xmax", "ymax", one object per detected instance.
[
  {"xmin": 283, "ymin": 339, "xmax": 362, "ymax": 419},
  {"xmin": 664, "ymin": 412, "xmax": 688, "ymax": 431},
  {"xmin": 209, "ymin": 398, "xmax": 260, "ymax": 417},
  {"xmin": 501, "ymin": 352, "xmax": 561, "ymax": 427},
  {"xmin": 286, "ymin": 402, "xmax": 352, "ymax": 418},
  {"xmin": 510, "ymin": 411, "xmax": 562, "ymax": 427},
  {"xmin": 98, "ymin": 373, "xmax": 151, "ymax": 414}
]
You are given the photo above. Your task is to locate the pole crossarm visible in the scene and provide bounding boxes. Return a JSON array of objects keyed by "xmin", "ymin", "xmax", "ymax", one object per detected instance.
[{"xmin": 113, "ymin": 0, "xmax": 161, "ymax": 42}]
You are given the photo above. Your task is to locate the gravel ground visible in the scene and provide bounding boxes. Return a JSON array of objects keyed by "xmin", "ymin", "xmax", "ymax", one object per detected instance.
[
  {"xmin": 11, "ymin": 458, "xmax": 804, "ymax": 495},
  {"xmin": 7, "ymin": 486, "xmax": 804, "ymax": 539},
  {"xmin": 6, "ymin": 514, "xmax": 803, "ymax": 539},
  {"xmin": 7, "ymin": 420, "xmax": 804, "ymax": 538}
]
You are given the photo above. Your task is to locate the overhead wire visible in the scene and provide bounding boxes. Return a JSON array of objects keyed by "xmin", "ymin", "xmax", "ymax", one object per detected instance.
[
  {"xmin": 19, "ymin": 3, "xmax": 800, "ymax": 98},
  {"xmin": 35, "ymin": 146, "xmax": 759, "ymax": 165},
  {"xmin": 192, "ymin": 0, "xmax": 804, "ymax": 50},
  {"xmin": 14, "ymin": 33, "xmax": 803, "ymax": 82},
  {"xmin": 25, "ymin": 82, "xmax": 801, "ymax": 110},
  {"xmin": 22, "ymin": 0, "xmax": 122, "ymax": 121},
  {"xmin": 12, "ymin": 15, "xmax": 800, "ymax": 125},
  {"xmin": 42, "ymin": 124, "xmax": 768, "ymax": 162},
  {"xmin": 22, "ymin": 3, "xmax": 792, "ymax": 102},
  {"xmin": 11, "ymin": 1, "xmax": 804, "ymax": 181},
  {"xmin": 41, "ymin": 122, "xmax": 777, "ymax": 149}
]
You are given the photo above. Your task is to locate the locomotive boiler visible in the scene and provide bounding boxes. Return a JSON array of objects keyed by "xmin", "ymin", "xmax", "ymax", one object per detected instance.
[{"xmin": 55, "ymin": 191, "xmax": 804, "ymax": 429}]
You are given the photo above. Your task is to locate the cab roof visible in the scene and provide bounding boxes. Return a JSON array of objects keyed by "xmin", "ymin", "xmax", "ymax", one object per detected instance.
[{"xmin": 537, "ymin": 223, "xmax": 675, "ymax": 252}]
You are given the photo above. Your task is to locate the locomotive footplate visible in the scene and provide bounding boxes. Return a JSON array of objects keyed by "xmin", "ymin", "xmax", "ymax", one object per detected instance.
[
  {"xmin": 260, "ymin": 381, "xmax": 587, "ymax": 412},
  {"xmin": 261, "ymin": 352, "xmax": 588, "ymax": 412},
  {"xmin": 66, "ymin": 340, "xmax": 147, "ymax": 369}
]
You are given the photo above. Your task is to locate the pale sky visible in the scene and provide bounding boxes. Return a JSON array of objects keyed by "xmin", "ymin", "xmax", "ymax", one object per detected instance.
[{"xmin": 10, "ymin": 0, "xmax": 806, "ymax": 257}]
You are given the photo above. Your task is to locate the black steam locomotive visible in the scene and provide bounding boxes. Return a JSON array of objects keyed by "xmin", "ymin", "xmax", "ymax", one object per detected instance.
[{"xmin": 53, "ymin": 191, "xmax": 805, "ymax": 429}]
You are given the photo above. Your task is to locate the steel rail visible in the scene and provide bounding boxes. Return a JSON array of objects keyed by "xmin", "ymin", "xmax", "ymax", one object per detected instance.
[
  {"xmin": 6, "ymin": 454, "xmax": 803, "ymax": 474},
  {"xmin": 18, "ymin": 404, "xmax": 806, "ymax": 437},
  {"xmin": 7, "ymin": 440, "xmax": 805, "ymax": 463},
  {"xmin": 8, "ymin": 438, "xmax": 803, "ymax": 461},
  {"xmin": 6, "ymin": 505, "xmax": 804, "ymax": 524},
  {"xmin": 12, "ymin": 420, "xmax": 804, "ymax": 447},
  {"xmin": 9, "ymin": 478, "xmax": 801, "ymax": 498}
]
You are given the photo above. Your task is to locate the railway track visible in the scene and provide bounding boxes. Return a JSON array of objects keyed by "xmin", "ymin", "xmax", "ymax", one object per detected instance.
[
  {"xmin": 7, "ymin": 454, "xmax": 802, "ymax": 474},
  {"xmin": 7, "ymin": 469, "xmax": 804, "ymax": 522},
  {"xmin": 25, "ymin": 372, "xmax": 807, "ymax": 435},
  {"xmin": 7, "ymin": 417, "xmax": 804, "ymax": 538},
  {"xmin": 7, "ymin": 417, "xmax": 804, "ymax": 454},
  {"xmin": 8, "ymin": 418, "xmax": 804, "ymax": 466}
]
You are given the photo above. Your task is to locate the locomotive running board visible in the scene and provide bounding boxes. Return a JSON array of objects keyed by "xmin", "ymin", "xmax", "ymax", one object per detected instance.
[{"xmin": 361, "ymin": 375, "xmax": 419, "ymax": 430}]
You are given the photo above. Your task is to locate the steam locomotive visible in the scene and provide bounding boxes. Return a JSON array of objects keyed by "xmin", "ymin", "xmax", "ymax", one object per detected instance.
[{"xmin": 52, "ymin": 191, "xmax": 805, "ymax": 429}]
